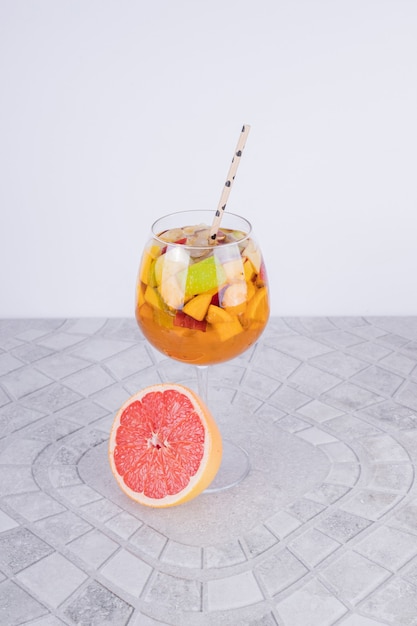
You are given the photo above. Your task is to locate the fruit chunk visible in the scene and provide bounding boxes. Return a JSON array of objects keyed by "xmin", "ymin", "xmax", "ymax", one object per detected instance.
[
  {"xmin": 159, "ymin": 228, "xmax": 186, "ymax": 243},
  {"xmin": 206, "ymin": 304, "xmax": 234, "ymax": 324},
  {"xmin": 242, "ymin": 239, "xmax": 262, "ymax": 273},
  {"xmin": 245, "ymin": 281, "xmax": 256, "ymax": 302},
  {"xmin": 108, "ymin": 384, "xmax": 222, "ymax": 507},
  {"xmin": 154, "ymin": 246, "xmax": 189, "ymax": 286},
  {"xmin": 222, "ymin": 258, "xmax": 245, "ymax": 282},
  {"xmin": 245, "ymin": 287, "xmax": 269, "ymax": 321},
  {"xmin": 206, "ymin": 304, "xmax": 244, "ymax": 341},
  {"xmin": 140, "ymin": 245, "xmax": 161, "ymax": 285},
  {"xmin": 158, "ymin": 275, "xmax": 185, "ymax": 310},
  {"xmin": 258, "ymin": 261, "xmax": 268, "ymax": 285},
  {"xmin": 161, "ymin": 237, "xmax": 187, "ymax": 254},
  {"xmin": 137, "ymin": 281, "xmax": 146, "ymax": 307},
  {"xmin": 174, "ymin": 311, "xmax": 207, "ymax": 331},
  {"xmin": 213, "ymin": 317, "xmax": 243, "ymax": 342},
  {"xmin": 182, "ymin": 256, "xmax": 226, "ymax": 297},
  {"xmin": 144, "ymin": 285, "xmax": 163, "ymax": 310},
  {"xmin": 243, "ymin": 258, "xmax": 255, "ymax": 282},
  {"xmin": 139, "ymin": 301, "xmax": 174, "ymax": 330},
  {"xmin": 221, "ymin": 282, "xmax": 247, "ymax": 309},
  {"xmin": 182, "ymin": 293, "xmax": 212, "ymax": 321}
]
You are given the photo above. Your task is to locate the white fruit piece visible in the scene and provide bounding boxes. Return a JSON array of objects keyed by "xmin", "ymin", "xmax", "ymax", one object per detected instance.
[
  {"xmin": 159, "ymin": 228, "xmax": 186, "ymax": 243},
  {"xmin": 242, "ymin": 239, "xmax": 261, "ymax": 273},
  {"xmin": 159, "ymin": 275, "xmax": 186, "ymax": 309},
  {"xmin": 222, "ymin": 258, "xmax": 245, "ymax": 282},
  {"xmin": 221, "ymin": 282, "xmax": 247, "ymax": 307},
  {"xmin": 154, "ymin": 247, "xmax": 190, "ymax": 286},
  {"xmin": 154, "ymin": 247, "xmax": 189, "ymax": 309}
]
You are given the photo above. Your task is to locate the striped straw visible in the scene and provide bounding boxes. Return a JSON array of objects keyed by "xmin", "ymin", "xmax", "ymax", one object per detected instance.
[{"xmin": 209, "ymin": 124, "xmax": 251, "ymax": 243}]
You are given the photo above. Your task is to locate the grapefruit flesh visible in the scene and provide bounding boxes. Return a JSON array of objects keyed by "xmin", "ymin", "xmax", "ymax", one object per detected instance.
[{"xmin": 108, "ymin": 384, "xmax": 222, "ymax": 507}]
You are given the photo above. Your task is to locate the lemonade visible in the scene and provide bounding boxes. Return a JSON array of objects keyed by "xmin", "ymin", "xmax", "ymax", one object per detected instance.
[{"xmin": 136, "ymin": 219, "xmax": 269, "ymax": 365}]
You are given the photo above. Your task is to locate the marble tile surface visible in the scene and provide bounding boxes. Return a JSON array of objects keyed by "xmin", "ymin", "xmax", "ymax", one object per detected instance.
[{"xmin": 1, "ymin": 317, "xmax": 417, "ymax": 625}]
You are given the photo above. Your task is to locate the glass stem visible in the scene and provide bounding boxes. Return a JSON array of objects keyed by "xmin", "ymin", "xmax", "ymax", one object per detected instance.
[{"xmin": 196, "ymin": 365, "xmax": 209, "ymax": 405}]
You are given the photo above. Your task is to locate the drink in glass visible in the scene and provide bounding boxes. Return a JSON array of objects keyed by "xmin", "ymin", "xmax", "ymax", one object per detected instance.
[{"xmin": 136, "ymin": 211, "xmax": 269, "ymax": 366}]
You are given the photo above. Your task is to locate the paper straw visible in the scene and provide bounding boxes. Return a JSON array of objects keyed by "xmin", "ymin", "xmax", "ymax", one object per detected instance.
[{"xmin": 209, "ymin": 124, "xmax": 251, "ymax": 242}]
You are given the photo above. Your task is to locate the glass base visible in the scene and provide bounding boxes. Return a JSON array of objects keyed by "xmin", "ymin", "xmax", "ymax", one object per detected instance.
[{"xmin": 204, "ymin": 439, "xmax": 251, "ymax": 493}]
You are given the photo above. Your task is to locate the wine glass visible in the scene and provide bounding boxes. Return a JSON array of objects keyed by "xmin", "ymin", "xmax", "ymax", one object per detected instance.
[{"xmin": 135, "ymin": 210, "xmax": 270, "ymax": 491}]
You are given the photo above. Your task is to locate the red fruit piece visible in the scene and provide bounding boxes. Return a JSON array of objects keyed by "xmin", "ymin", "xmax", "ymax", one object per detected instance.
[
  {"xmin": 161, "ymin": 238, "xmax": 187, "ymax": 255},
  {"xmin": 259, "ymin": 261, "xmax": 268, "ymax": 283},
  {"xmin": 174, "ymin": 311, "xmax": 207, "ymax": 332}
]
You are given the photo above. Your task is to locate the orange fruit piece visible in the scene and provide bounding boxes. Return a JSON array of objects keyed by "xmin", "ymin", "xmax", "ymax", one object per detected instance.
[
  {"xmin": 108, "ymin": 384, "xmax": 222, "ymax": 508},
  {"xmin": 245, "ymin": 286, "xmax": 268, "ymax": 321},
  {"xmin": 182, "ymin": 292, "xmax": 212, "ymax": 321},
  {"xmin": 213, "ymin": 317, "xmax": 243, "ymax": 342},
  {"xmin": 206, "ymin": 304, "xmax": 233, "ymax": 324}
]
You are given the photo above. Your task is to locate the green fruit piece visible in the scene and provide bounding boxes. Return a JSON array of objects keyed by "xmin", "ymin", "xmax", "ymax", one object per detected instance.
[{"xmin": 181, "ymin": 255, "xmax": 226, "ymax": 297}]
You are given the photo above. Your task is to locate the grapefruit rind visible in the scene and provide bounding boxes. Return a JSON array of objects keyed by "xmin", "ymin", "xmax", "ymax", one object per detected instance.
[{"xmin": 108, "ymin": 383, "xmax": 222, "ymax": 508}]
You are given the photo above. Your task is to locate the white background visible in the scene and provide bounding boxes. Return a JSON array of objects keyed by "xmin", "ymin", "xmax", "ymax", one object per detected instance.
[{"xmin": 1, "ymin": 0, "xmax": 416, "ymax": 318}]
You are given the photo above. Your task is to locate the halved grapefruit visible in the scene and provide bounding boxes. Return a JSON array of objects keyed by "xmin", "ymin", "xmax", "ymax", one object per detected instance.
[{"xmin": 108, "ymin": 383, "xmax": 222, "ymax": 507}]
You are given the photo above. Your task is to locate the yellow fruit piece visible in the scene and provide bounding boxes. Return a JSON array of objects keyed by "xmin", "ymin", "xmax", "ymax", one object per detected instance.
[
  {"xmin": 213, "ymin": 317, "xmax": 243, "ymax": 342},
  {"xmin": 244, "ymin": 258, "xmax": 255, "ymax": 282},
  {"xmin": 154, "ymin": 256, "xmax": 164, "ymax": 285},
  {"xmin": 137, "ymin": 302, "xmax": 153, "ymax": 322},
  {"xmin": 137, "ymin": 282, "xmax": 146, "ymax": 307},
  {"xmin": 245, "ymin": 287, "xmax": 269, "ymax": 321},
  {"xmin": 140, "ymin": 245, "xmax": 162, "ymax": 285},
  {"xmin": 206, "ymin": 304, "xmax": 233, "ymax": 324},
  {"xmin": 246, "ymin": 281, "xmax": 256, "ymax": 301},
  {"xmin": 182, "ymin": 293, "xmax": 212, "ymax": 321},
  {"xmin": 153, "ymin": 308, "xmax": 174, "ymax": 329},
  {"xmin": 144, "ymin": 285, "xmax": 163, "ymax": 310},
  {"xmin": 225, "ymin": 302, "xmax": 247, "ymax": 316},
  {"xmin": 137, "ymin": 302, "xmax": 172, "ymax": 330}
]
